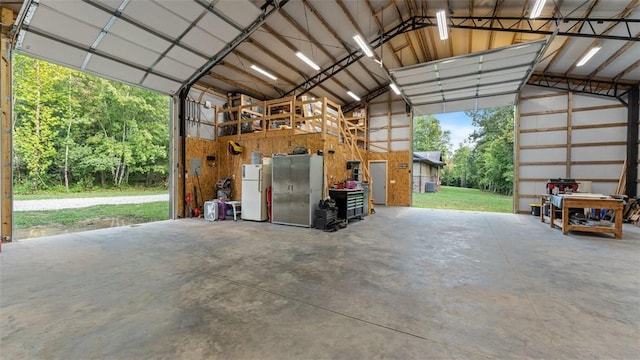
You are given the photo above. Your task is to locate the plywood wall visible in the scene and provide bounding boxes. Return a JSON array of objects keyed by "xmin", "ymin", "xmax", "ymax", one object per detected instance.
[
  {"xmin": 177, "ymin": 88, "xmax": 227, "ymax": 217},
  {"xmin": 216, "ymin": 133, "xmax": 326, "ymax": 200},
  {"xmin": 368, "ymin": 151, "xmax": 412, "ymax": 206},
  {"xmin": 178, "ymin": 90, "xmax": 414, "ymax": 216},
  {"xmin": 516, "ymin": 85, "xmax": 629, "ymax": 213},
  {"xmin": 185, "ymin": 137, "xmax": 219, "ymax": 209},
  {"xmin": 324, "ymin": 135, "xmax": 359, "ymax": 187}
]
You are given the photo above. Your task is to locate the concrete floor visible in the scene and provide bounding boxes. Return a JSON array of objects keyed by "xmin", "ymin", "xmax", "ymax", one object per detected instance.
[{"xmin": 1, "ymin": 207, "xmax": 639, "ymax": 359}]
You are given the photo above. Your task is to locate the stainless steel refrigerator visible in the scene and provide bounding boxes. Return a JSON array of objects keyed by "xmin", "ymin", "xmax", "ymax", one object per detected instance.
[{"xmin": 241, "ymin": 163, "xmax": 272, "ymax": 221}]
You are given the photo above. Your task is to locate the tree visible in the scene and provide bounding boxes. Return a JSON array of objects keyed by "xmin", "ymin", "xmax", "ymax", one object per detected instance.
[
  {"xmin": 442, "ymin": 145, "xmax": 475, "ymax": 188},
  {"xmin": 13, "ymin": 56, "xmax": 68, "ymax": 191},
  {"xmin": 465, "ymin": 107, "xmax": 514, "ymax": 194},
  {"xmin": 413, "ymin": 115, "xmax": 451, "ymax": 158},
  {"xmin": 13, "ymin": 54, "xmax": 170, "ymax": 192}
]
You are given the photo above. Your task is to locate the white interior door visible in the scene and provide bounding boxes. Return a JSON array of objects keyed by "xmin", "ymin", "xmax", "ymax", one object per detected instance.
[{"xmin": 370, "ymin": 161, "xmax": 387, "ymax": 205}]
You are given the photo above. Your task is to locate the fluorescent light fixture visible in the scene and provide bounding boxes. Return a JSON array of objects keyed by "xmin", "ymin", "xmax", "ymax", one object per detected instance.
[
  {"xmin": 436, "ymin": 10, "xmax": 448, "ymax": 40},
  {"xmin": 295, "ymin": 52, "xmax": 320, "ymax": 71},
  {"xmin": 389, "ymin": 83, "xmax": 401, "ymax": 95},
  {"xmin": 353, "ymin": 35, "xmax": 373, "ymax": 57},
  {"xmin": 250, "ymin": 65, "xmax": 277, "ymax": 80},
  {"xmin": 529, "ymin": 0, "xmax": 547, "ymax": 19},
  {"xmin": 347, "ymin": 91, "xmax": 361, "ymax": 101},
  {"xmin": 576, "ymin": 46, "xmax": 601, "ymax": 66}
]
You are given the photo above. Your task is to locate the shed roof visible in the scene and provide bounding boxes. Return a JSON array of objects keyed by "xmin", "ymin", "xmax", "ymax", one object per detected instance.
[{"xmin": 413, "ymin": 151, "xmax": 444, "ymax": 167}]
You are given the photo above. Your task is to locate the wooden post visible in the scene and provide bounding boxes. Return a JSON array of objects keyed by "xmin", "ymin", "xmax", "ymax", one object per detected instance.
[
  {"xmin": 626, "ymin": 85, "xmax": 639, "ymax": 197},
  {"xmin": 514, "ymin": 102, "xmax": 521, "ymax": 213},
  {"xmin": 321, "ymin": 97, "xmax": 327, "ymax": 140},
  {"xmin": 1, "ymin": 7, "xmax": 14, "ymax": 243},
  {"xmin": 566, "ymin": 91, "xmax": 573, "ymax": 178},
  {"xmin": 387, "ymin": 91, "xmax": 391, "ymax": 151}
]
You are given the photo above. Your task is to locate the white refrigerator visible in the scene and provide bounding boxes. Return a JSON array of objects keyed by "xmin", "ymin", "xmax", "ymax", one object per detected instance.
[{"xmin": 241, "ymin": 163, "xmax": 272, "ymax": 221}]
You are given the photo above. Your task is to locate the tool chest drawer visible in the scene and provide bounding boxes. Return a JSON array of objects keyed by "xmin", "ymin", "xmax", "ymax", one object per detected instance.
[{"xmin": 329, "ymin": 189, "xmax": 364, "ymax": 221}]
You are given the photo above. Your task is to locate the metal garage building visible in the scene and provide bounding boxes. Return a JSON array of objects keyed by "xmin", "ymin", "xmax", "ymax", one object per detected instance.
[{"xmin": 0, "ymin": 1, "xmax": 639, "ymax": 358}]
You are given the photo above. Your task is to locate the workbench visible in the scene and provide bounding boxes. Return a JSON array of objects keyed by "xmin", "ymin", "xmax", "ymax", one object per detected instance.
[{"xmin": 540, "ymin": 194, "xmax": 623, "ymax": 239}]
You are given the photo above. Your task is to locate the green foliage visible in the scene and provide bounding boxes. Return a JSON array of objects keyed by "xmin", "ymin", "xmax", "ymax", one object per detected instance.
[
  {"xmin": 442, "ymin": 145, "xmax": 475, "ymax": 188},
  {"xmin": 13, "ymin": 57, "xmax": 65, "ymax": 191},
  {"xmin": 412, "ymin": 186, "xmax": 512, "ymax": 213},
  {"xmin": 12, "ymin": 54, "xmax": 170, "ymax": 192},
  {"xmin": 413, "ymin": 115, "xmax": 451, "ymax": 158},
  {"xmin": 14, "ymin": 201, "xmax": 169, "ymax": 228},
  {"xmin": 441, "ymin": 107, "xmax": 514, "ymax": 195}
]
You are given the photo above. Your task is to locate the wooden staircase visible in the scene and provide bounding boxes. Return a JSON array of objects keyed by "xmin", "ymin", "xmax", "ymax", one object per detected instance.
[{"xmin": 337, "ymin": 108, "xmax": 372, "ymax": 213}]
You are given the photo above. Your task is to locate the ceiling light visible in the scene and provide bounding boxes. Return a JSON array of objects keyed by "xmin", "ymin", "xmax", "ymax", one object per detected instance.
[
  {"xmin": 529, "ymin": 0, "xmax": 547, "ymax": 19},
  {"xmin": 353, "ymin": 35, "xmax": 373, "ymax": 57},
  {"xmin": 250, "ymin": 65, "xmax": 277, "ymax": 80},
  {"xmin": 436, "ymin": 10, "xmax": 448, "ymax": 40},
  {"xmin": 347, "ymin": 91, "xmax": 361, "ymax": 101},
  {"xmin": 576, "ymin": 46, "xmax": 601, "ymax": 67},
  {"xmin": 389, "ymin": 83, "xmax": 401, "ymax": 95},
  {"xmin": 295, "ymin": 52, "xmax": 320, "ymax": 71}
]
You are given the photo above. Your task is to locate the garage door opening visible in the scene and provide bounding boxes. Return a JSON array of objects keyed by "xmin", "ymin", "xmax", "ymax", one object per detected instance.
[
  {"xmin": 13, "ymin": 54, "xmax": 170, "ymax": 239},
  {"xmin": 412, "ymin": 107, "xmax": 514, "ymax": 213}
]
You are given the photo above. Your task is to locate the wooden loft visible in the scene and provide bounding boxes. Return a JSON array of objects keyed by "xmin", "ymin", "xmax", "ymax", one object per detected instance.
[
  {"xmin": 214, "ymin": 94, "xmax": 371, "ymax": 183},
  {"xmin": 216, "ymin": 95, "xmax": 366, "ymax": 144}
]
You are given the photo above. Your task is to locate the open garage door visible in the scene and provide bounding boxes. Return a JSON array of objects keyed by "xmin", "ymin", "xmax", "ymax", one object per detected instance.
[
  {"xmin": 390, "ymin": 40, "xmax": 548, "ymax": 115},
  {"xmin": 14, "ymin": 0, "xmax": 271, "ymax": 94}
]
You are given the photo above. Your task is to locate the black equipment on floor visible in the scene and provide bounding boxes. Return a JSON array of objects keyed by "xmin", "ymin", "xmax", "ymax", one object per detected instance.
[{"xmin": 315, "ymin": 199, "xmax": 340, "ymax": 231}]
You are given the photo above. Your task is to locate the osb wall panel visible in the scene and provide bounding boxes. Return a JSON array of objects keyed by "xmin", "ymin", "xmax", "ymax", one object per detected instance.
[
  {"xmin": 214, "ymin": 132, "xmax": 366, "ymax": 200},
  {"xmin": 185, "ymin": 137, "xmax": 219, "ymax": 210},
  {"xmin": 368, "ymin": 151, "xmax": 412, "ymax": 206},
  {"xmin": 217, "ymin": 133, "xmax": 327, "ymax": 200},
  {"xmin": 322, "ymin": 135, "xmax": 368, "ymax": 187}
]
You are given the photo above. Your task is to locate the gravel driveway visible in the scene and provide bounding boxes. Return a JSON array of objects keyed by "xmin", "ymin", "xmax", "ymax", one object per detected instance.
[{"xmin": 14, "ymin": 194, "xmax": 169, "ymax": 212}]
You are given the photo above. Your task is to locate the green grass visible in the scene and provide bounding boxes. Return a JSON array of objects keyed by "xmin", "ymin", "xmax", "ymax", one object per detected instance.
[
  {"xmin": 412, "ymin": 186, "xmax": 513, "ymax": 213},
  {"xmin": 14, "ymin": 201, "xmax": 169, "ymax": 228},
  {"xmin": 14, "ymin": 188, "xmax": 167, "ymax": 200}
]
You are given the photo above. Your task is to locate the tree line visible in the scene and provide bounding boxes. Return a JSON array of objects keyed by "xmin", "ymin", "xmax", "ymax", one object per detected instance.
[
  {"xmin": 413, "ymin": 107, "xmax": 514, "ymax": 195},
  {"xmin": 13, "ymin": 54, "xmax": 170, "ymax": 193}
]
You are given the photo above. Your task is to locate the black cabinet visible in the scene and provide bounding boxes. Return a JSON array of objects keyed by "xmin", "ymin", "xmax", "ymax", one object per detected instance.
[{"xmin": 329, "ymin": 189, "xmax": 364, "ymax": 221}]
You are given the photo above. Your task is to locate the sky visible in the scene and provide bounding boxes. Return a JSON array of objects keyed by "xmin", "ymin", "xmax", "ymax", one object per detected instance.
[{"xmin": 432, "ymin": 111, "xmax": 475, "ymax": 150}]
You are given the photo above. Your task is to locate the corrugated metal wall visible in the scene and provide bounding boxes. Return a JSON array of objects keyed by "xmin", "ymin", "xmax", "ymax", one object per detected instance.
[
  {"xmin": 368, "ymin": 92, "xmax": 410, "ymax": 153},
  {"xmin": 515, "ymin": 85, "xmax": 630, "ymax": 213}
]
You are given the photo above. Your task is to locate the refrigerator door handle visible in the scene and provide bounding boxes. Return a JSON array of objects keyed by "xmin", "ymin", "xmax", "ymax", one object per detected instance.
[{"xmin": 258, "ymin": 168, "xmax": 262, "ymax": 192}]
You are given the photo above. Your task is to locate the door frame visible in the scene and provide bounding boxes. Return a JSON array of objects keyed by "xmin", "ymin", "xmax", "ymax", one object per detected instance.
[{"xmin": 368, "ymin": 160, "xmax": 388, "ymax": 206}]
